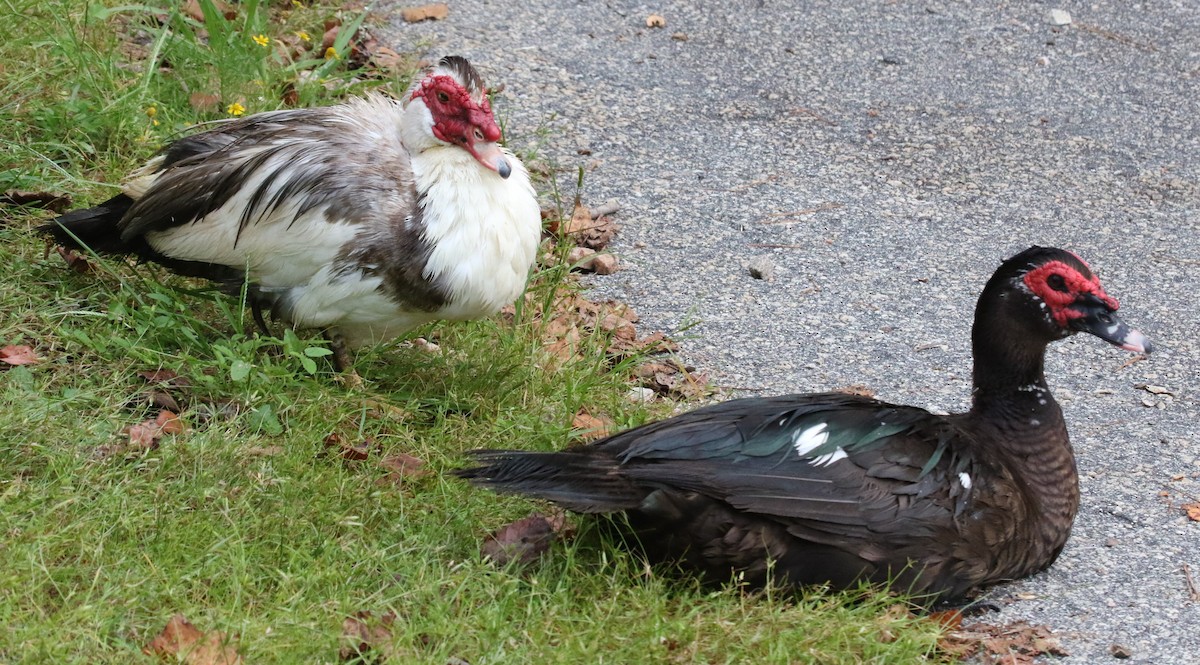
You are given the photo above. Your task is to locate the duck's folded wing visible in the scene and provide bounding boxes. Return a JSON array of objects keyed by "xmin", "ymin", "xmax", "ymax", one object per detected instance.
[
  {"xmin": 610, "ymin": 394, "xmax": 977, "ymax": 539},
  {"xmin": 117, "ymin": 99, "xmax": 417, "ymax": 280}
]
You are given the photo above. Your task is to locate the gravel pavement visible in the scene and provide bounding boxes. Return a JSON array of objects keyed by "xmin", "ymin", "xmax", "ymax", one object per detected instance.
[{"xmin": 378, "ymin": 2, "xmax": 1199, "ymax": 661}]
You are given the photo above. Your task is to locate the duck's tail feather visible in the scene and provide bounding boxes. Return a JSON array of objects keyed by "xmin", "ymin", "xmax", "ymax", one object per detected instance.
[
  {"xmin": 455, "ymin": 449, "xmax": 648, "ymax": 513},
  {"xmin": 38, "ymin": 193, "xmax": 135, "ymax": 254}
]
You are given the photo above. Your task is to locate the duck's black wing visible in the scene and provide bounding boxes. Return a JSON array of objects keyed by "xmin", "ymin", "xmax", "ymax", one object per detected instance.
[{"xmin": 459, "ymin": 393, "xmax": 1023, "ymax": 598}]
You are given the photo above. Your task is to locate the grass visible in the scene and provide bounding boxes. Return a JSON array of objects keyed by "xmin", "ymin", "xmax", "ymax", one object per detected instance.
[{"xmin": 0, "ymin": 1, "xmax": 948, "ymax": 662}]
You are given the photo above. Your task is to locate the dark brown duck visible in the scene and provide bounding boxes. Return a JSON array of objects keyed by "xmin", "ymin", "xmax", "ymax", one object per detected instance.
[{"xmin": 457, "ymin": 246, "xmax": 1152, "ymax": 601}]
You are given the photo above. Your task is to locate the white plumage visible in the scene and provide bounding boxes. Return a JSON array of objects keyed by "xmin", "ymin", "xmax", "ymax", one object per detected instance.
[{"xmin": 43, "ymin": 56, "xmax": 542, "ymax": 367}]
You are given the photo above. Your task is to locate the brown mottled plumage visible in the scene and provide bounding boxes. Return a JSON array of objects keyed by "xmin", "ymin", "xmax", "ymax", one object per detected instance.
[{"xmin": 458, "ymin": 247, "xmax": 1151, "ymax": 601}]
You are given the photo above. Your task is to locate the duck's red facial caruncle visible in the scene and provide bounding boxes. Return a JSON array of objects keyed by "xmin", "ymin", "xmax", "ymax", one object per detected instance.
[
  {"xmin": 411, "ymin": 74, "xmax": 511, "ymax": 178},
  {"xmin": 1024, "ymin": 259, "xmax": 1150, "ymax": 354},
  {"xmin": 1023, "ymin": 259, "xmax": 1118, "ymax": 327}
]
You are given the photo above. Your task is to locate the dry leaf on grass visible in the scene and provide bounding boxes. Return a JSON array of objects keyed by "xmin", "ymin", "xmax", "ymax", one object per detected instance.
[
  {"xmin": 1, "ymin": 344, "xmax": 40, "ymax": 367},
  {"xmin": 939, "ymin": 620, "xmax": 1068, "ymax": 664},
  {"xmin": 572, "ymin": 409, "xmax": 613, "ymax": 441},
  {"xmin": 563, "ymin": 201, "xmax": 619, "ymax": 250},
  {"xmin": 189, "ymin": 92, "xmax": 221, "ymax": 113},
  {"xmin": 402, "ymin": 3, "xmax": 449, "ymax": 22},
  {"xmin": 369, "ymin": 45, "xmax": 406, "ymax": 72},
  {"xmin": 138, "ymin": 368, "xmax": 193, "ymax": 389},
  {"xmin": 323, "ymin": 432, "xmax": 375, "ymax": 462},
  {"xmin": 1183, "ymin": 502, "xmax": 1200, "ymax": 521},
  {"xmin": 633, "ymin": 359, "xmax": 710, "ymax": 400},
  {"xmin": 340, "ymin": 611, "xmax": 399, "ymax": 662},
  {"xmin": 379, "ymin": 452, "xmax": 430, "ymax": 484},
  {"xmin": 111, "ymin": 410, "xmax": 186, "ymax": 458},
  {"xmin": 145, "ymin": 614, "xmax": 242, "ymax": 665},
  {"xmin": 482, "ymin": 512, "xmax": 573, "ymax": 567},
  {"xmin": 54, "ymin": 246, "xmax": 93, "ymax": 273},
  {"xmin": 181, "ymin": 0, "xmax": 237, "ymax": 22},
  {"xmin": 1, "ymin": 190, "xmax": 72, "ymax": 212}
]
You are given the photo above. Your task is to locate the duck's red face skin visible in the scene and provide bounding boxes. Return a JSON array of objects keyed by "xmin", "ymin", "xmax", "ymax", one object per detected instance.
[
  {"xmin": 411, "ymin": 74, "xmax": 503, "ymax": 161},
  {"xmin": 1023, "ymin": 260, "xmax": 1120, "ymax": 327}
]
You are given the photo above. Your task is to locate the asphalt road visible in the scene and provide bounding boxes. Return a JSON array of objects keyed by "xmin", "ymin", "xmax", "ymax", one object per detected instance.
[{"xmin": 379, "ymin": 1, "xmax": 1199, "ymax": 661}]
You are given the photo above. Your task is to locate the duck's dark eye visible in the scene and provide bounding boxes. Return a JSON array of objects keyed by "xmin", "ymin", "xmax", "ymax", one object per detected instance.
[
  {"xmin": 1047, "ymin": 273, "xmax": 1068, "ymax": 293},
  {"xmin": 436, "ymin": 91, "xmax": 450, "ymax": 103}
]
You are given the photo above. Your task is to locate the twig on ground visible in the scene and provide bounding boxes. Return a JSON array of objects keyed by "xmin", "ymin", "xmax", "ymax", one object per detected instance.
[
  {"xmin": 1183, "ymin": 564, "xmax": 1200, "ymax": 601},
  {"xmin": 757, "ymin": 202, "xmax": 843, "ymax": 224}
]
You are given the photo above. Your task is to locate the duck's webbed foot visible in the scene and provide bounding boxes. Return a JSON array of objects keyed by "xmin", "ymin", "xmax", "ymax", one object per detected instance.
[{"xmin": 327, "ymin": 330, "xmax": 363, "ymax": 388}]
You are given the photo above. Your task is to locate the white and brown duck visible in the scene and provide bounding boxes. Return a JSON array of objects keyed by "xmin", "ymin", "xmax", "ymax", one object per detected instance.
[
  {"xmin": 42, "ymin": 56, "xmax": 541, "ymax": 371},
  {"xmin": 458, "ymin": 246, "xmax": 1152, "ymax": 601}
]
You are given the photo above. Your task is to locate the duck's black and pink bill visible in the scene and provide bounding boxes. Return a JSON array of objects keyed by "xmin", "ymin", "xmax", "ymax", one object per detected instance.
[{"xmin": 1070, "ymin": 302, "xmax": 1152, "ymax": 354}]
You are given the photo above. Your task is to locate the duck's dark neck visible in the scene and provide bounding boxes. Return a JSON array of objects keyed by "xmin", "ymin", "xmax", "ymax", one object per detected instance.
[
  {"xmin": 967, "ymin": 291, "xmax": 1058, "ymax": 415},
  {"xmin": 965, "ymin": 303, "xmax": 1079, "ymax": 568},
  {"xmin": 969, "ymin": 333, "xmax": 1051, "ymax": 412}
]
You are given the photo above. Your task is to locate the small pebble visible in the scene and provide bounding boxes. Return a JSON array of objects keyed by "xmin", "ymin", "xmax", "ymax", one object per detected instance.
[
  {"xmin": 1046, "ymin": 9, "xmax": 1071, "ymax": 26},
  {"xmin": 627, "ymin": 387, "xmax": 656, "ymax": 403},
  {"xmin": 748, "ymin": 255, "xmax": 775, "ymax": 281},
  {"xmin": 1110, "ymin": 643, "xmax": 1133, "ymax": 659}
]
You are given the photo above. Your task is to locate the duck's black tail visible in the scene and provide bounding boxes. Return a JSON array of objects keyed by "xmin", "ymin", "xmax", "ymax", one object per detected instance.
[
  {"xmin": 455, "ymin": 449, "xmax": 647, "ymax": 513},
  {"xmin": 38, "ymin": 193, "xmax": 135, "ymax": 254}
]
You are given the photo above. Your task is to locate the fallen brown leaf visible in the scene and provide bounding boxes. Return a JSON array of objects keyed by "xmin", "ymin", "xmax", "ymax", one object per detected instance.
[
  {"xmin": 145, "ymin": 614, "xmax": 242, "ymax": 665},
  {"xmin": 1, "ymin": 190, "xmax": 72, "ymax": 212},
  {"xmin": 125, "ymin": 422, "xmax": 160, "ymax": 450},
  {"xmin": 340, "ymin": 611, "xmax": 398, "ymax": 662},
  {"xmin": 572, "ymin": 409, "xmax": 613, "ymax": 441},
  {"xmin": 156, "ymin": 409, "xmax": 185, "ymax": 435},
  {"xmin": 369, "ymin": 45, "xmax": 406, "ymax": 72},
  {"xmin": 380, "ymin": 452, "xmax": 430, "ymax": 483},
  {"xmin": 1, "ymin": 344, "xmax": 40, "ymax": 367},
  {"xmin": 189, "ymin": 92, "xmax": 221, "ymax": 113},
  {"xmin": 939, "ymin": 620, "xmax": 1067, "ymax": 664},
  {"xmin": 482, "ymin": 513, "xmax": 561, "ymax": 567},
  {"xmin": 280, "ymin": 83, "xmax": 299, "ymax": 107},
  {"xmin": 181, "ymin": 0, "xmax": 236, "ymax": 22},
  {"xmin": 138, "ymin": 368, "xmax": 193, "ymax": 388},
  {"xmin": 323, "ymin": 432, "xmax": 375, "ymax": 462},
  {"xmin": 53, "ymin": 246, "xmax": 93, "ymax": 273},
  {"xmin": 1183, "ymin": 502, "xmax": 1200, "ymax": 521},
  {"xmin": 402, "ymin": 3, "xmax": 449, "ymax": 22},
  {"xmin": 115, "ymin": 409, "xmax": 185, "ymax": 457},
  {"xmin": 928, "ymin": 608, "xmax": 964, "ymax": 630},
  {"xmin": 563, "ymin": 202, "xmax": 619, "ymax": 250},
  {"xmin": 146, "ymin": 390, "xmax": 181, "ymax": 413}
]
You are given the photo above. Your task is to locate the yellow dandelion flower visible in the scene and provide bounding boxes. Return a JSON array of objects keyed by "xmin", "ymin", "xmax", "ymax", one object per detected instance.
[
  {"xmin": 252, "ymin": 33, "xmax": 269, "ymax": 47},
  {"xmin": 227, "ymin": 102, "xmax": 246, "ymax": 117},
  {"xmin": 324, "ymin": 46, "xmax": 338, "ymax": 60},
  {"xmin": 297, "ymin": 30, "xmax": 310, "ymax": 42}
]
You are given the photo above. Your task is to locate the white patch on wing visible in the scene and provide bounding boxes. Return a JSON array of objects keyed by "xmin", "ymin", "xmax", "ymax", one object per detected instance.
[
  {"xmin": 958, "ymin": 471, "xmax": 972, "ymax": 490},
  {"xmin": 791, "ymin": 423, "xmax": 847, "ymax": 466}
]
